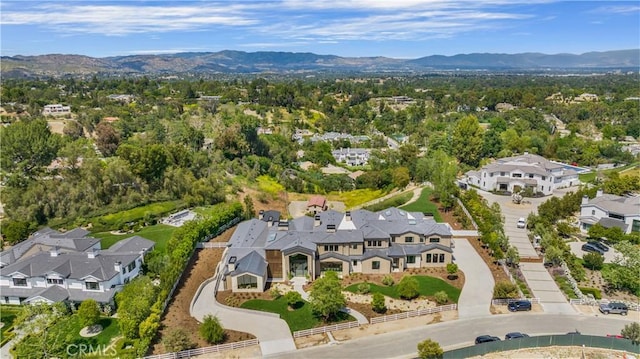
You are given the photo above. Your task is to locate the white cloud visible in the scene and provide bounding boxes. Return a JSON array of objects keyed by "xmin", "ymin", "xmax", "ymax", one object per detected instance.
[{"xmin": 589, "ymin": 5, "xmax": 640, "ymax": 15}]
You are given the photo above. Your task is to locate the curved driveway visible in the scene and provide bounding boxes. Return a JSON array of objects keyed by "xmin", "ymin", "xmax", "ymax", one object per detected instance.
[
  {"xmin": 191, "ymin": 278, "xmax": 296, "ymax": 356},
  {"xmin": 270, "ymin": 313, "xmax": 637, "ymax": 359}
]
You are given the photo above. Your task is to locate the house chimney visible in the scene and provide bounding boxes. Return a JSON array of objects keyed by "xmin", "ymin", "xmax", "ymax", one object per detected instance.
[
  {"xmin": 50, "ymin": 246, "xmax": 59, "ymax": 257},
  {"xmin": 228, "ymin": 256, "xmax": 237, "ymax": 272},
  {"xmin": 582, "ymin": 195, "xmax": 589, "ymax": 205},
  {"xmin": 114, "ymin": 261, "xmax": 122, "ymax": 272},
  {"xmin": 596, "ymin": 189, "xmax": 603, "ymax": 198},
  {"xmin": 314, "ymin": 214, "xmax": 321, "ymax": 227},
  {"xmin": 278, "ymin": 220, "xmax": 289, "ymax": 231},
  {"xmin": 258, "ymin": 210, "xmax": 264, "ymax": 220},
  {"xmin": 267, "ymin": 216, "xmax": 274, "ymax": 227},
  {"xmin": 345, "ymin": 211, "xmax": 351, "ymax": 221},
  {"xmin": 87, "ymin": 248, "xmax": 99, "ymax": 259}
]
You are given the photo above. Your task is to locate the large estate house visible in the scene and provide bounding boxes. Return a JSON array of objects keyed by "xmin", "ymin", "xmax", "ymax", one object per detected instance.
[
  {"xmin": 332, "ymin": 148, "xmax": 371, "ymax": 166},
  {"xmin": 219, "ymin": 207, "xmax": 453, "ymax": 292},
  {"xmin": 465, "ymin": 153, "xmax": 581, "ymax": 196},
  {"xmin": 0, "ymin": 228, "xmax": 154, "ymax": 305},
  {"xmin": 579, "ymin": 190, "xmax": 640, "ymax": 234}
]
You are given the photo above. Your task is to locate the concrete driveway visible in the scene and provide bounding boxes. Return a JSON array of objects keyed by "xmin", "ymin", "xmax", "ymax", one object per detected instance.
[
  {"xmin": 475, "ymin": 189, "xmax": 575, "ymax": 314},
  {"xmin": 453, "ymin": 238, "xmax": 494, "ymax": 318},
  {"xmin": 568, "ymin": 241, "xmax": 619, "ymax": 263},
  {"xmin": 191, "ymin": 279, "xmax": 297, "ymax": 356}
]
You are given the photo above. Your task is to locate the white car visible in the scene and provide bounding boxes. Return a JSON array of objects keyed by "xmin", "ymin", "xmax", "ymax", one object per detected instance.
[{"xmin": 517, "ymin": 218, "xmax": 526, "ymax": 228}]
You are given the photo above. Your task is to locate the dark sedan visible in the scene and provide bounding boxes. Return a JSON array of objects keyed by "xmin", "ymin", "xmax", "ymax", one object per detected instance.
[{"xmin": 475, "ymin": 335, "xmax": 501, "ymax": 344}]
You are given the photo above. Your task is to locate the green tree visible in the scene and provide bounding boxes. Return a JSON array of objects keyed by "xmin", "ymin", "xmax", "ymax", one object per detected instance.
[
  {"xmin": 284, "ymin": 291, "xmax": 303, "ymax": 309},
  {"xmin": 371, "ymin": 292, "xmax": 387, "ymax": 313},
  {"xmin": 446, "ymin": 263, "xmax": 458, "ymax": 279},
  {"xmin": 451, "ymin": 115, "xmax": 483, "ymax": 167},
  {"xmin": 309, "ymin": 271, "xmax": 346, "ymax": 322},
  {"xmin": 94, "ymin": 122, "xmax": 120, "ymax": 157},
  {"xmin": 116, "ymin": 276, "xmax": 158, "ymax": 339},
  {"xmin": 582, "ymin": 252, "xmax": 604, "ymax": 270},
  {"xmin": 63, "ymin": 120, "xmax": 85, "ymax": 140},
  {"xmin": 199, "ymin": 315, "xmax": 225, "ymax": 344},
  {"xmin": 163, "ymin": 328, "xmax": 195, "ymax": 352},
  {"xmin": 0, "ymin": 119, "xmax": 60, "ymax": 177},
  {"xmin": 417, "ymin": 338, "xmax": 443, "ymax": 359},
  {"xmin": 397, "ymin": 275, "xmax": 419, "ymax": 300},
  {"xmin": 12, "ymin": 303, "xmax": 68, "ymax": 358},
  {"xmin": 392, "ymin": 166, "xmax": 411, "ymax": 189},
  {"xmin": 544, "ymin": 245, "xmax": 564, "ymax": 266},
  {"xmin": 77, "ymin": 299, "xmax": 100, "ymax": 328},
  {"xmin": 621, "ymin": 322, "xmax": 640, "ymax": 345},
  {"xmin": 602, "ymin": 241, "xmax": 640, "ymax": 295},
  {"xmin": 506, "ymin": 246, "xmax": 520, "ymax": 267},
  {"xmin": 493, "ymin": 280, "xmax": 519, "ymax": 299},
  {"xmin": 243, "ymin": 195, "xmax": 255, "ymax": 219},
  {"xmin": 1, "ymin": 220, "xmax": 32, "ymax": 245}
]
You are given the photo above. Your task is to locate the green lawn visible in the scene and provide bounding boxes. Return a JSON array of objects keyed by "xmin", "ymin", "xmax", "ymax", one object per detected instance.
[
  {"xmin": 400, "ymin": 187, "xmax": 444, "ymax": 222},
  {"xmin": 328, "ymin": 188, "xmax": 386, "ymax": 209},
  {"xmin": 579, "ymin": 162, "xmax": 639, "ymax": 183},
  {"xmin": 14, "ymin": 316, "xmax": 121, "ymax": 358},
  {"xmin": 92, "ymin": 223, "xmax": 177, "ymax": 253},
  {"xmin": 364, "ymin": 192, "xmax": 413, "ymax": 212},
  {"xmin": 240, "ymin": 297, "xmax": 351, "ymax": 332},
  {"xmin": 0, "ymin": 306, "xmax": 21, "ymax": 346},
  {"xmin": 345, "ymin": 275, "xmax": 460, "ymax": 302},
  {"xmin": 90, "ymin": 200, "xmax": 183, "ymax": 232}
]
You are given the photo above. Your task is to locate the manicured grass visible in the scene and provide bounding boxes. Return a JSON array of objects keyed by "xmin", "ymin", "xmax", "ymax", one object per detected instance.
[
  {"xmin": 364, "ymin": 192, "xmax": 413, "ymax": 212},
  {"xmin": 92, "ymin": 223, "xmax": 176, "ymax": 253},
  {"xmin": 16, "ymin": 316, "xmax": 120, "ymax": 357},
  {"xmin": 0, "ymin": 306, "xmax": 21, "ymax": 346},
  {"xmin": 328, "ymin": 188, "xmax": 386, "ymax": 209},
  {"xmin": 620, "ymin": 165, "xmax": 640, "ymax": 178},
  {"xmin": 240, "ymin": 297, "xmax": 351, "ymax": 332},
  {"xmin": 400, "ymin": 187, "xmax": 444, "ymax": 222},
  {"xmin": 345, "ymin": 275, "xmax": 461, "ymax": 303},
  {"xmin": 579, "ymin": 162, "xmax": 639, "ymax": 183}
]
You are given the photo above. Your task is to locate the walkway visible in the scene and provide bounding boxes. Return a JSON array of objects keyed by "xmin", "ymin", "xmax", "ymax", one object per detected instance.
[
  {"xmin": 452, "ymin": 238, "xmax": 494, "ymax": 318},
  {"xmin": 191, "ymin": 278, "xmax": 297, "ymax": 356},
  {"xmin": 475, "ymin": 189, "xmax": 575, "ymax": 314},
  {"xmin": 290, "ymin": 277, "xmax": 369, "ymax": 325}
]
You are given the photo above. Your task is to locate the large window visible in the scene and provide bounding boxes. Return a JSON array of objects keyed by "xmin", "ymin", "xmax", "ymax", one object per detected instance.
[
  {"xmin": 439, "ymin": 253, "xmax": 446, "ymax": 263},
  {"xmin": 406, "ymin": 256, "xmax": 416, "ymax": 264},
  {"xmin": 512, "ymin": 173, "xmax": 522, "ymax": 178},
  {"xmin": 237, "ymin": 274, "xmax": 258, "ymax": 289},
  {"xmin": 372, "ymin": 261, "xmax": 380, "ymax": 270},
  {"xmin": 12, "ymin": 278, "xmax": 27, "ymax": 287},
  {"xmin": 127, "ymin": 261, "xmax": 136, "ymax": 272},
  {"xmin": 405, "ymin": 236, "xmax": 414, "ymax": 243},
  {"xmin": 632, "ymin": 220, "xmax": 640, "ymax": 233},
  {"xmin": 47, "ymin": 278, "xmax": 64, "ymax": 285},
  {"xmin": 324, "ymin": 245, "xmax": 338, "ymax": 251},
  {"xmin": 85, "ymin": 282, "xmax": 99, "ymax": 290},
  {"xmin": 429, "ymin": 237, "xmax": 440, "ymax": 243},
  {"xmin": 321, "ymin": 262, "xmax": 342, "ymax": 273},
  {"xmin": 426, "ymin": 254, "xmax": 432, "ymax": 263}
]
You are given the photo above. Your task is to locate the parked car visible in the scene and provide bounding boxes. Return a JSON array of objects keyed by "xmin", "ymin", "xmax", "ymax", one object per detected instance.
[
  {"xmin": 581, "ymin": 243, "xmax": 604, "ymax": 255},
  {"xmin": 599, "ymin": 302, "xmax": 628, "ymax": 315},
  {"xmin": 508, "ymin": 300, "xmax": 532, "ymax": 312},
  {"xmin": 517, "ymin": 218, "xmax": 526, "ymax": 228},
  {"xmin": 505, "ymin": 332, "xmax": 530, "ymax": 340},
  {"xmin": 475, "ymin": 335, "xmax": 501, "ymax": 344},
  {"xmin": 587, "ymin": 241, "xmax": 609, "ymax": 252}
]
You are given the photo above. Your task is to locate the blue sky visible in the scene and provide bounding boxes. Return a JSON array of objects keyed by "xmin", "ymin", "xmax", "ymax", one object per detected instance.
[{"xmin": 1, "ymin": 1, "xmax": 638, "ymax": 58}]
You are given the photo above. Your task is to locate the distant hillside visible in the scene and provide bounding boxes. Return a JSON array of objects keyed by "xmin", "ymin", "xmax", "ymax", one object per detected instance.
[{"xmin": 1, "ymin": 49, "xmax": 638, "ymax": 77}]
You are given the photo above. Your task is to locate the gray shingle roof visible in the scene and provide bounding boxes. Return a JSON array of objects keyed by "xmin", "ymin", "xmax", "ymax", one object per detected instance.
[
  {"xmin": 107, "ymin": 235, "xmax": 155, "ymax": 254},
  {"xmin": 27, "ymin": 285, "xmax": 69, "ymax": 303},
  {"xmin": 585, "ymin": 194, "xmax": 639, "ymax": 216},
  {"xmin": 319, "ymin": 252, "xmax": 350, "ymax": 262},
  {"xmin": 231, "ymin": 251, "xmax": 267, "ymax": 276},
  {"xmin": 597, "ymin": 217, "xmax": 629, "ymax": 232}
]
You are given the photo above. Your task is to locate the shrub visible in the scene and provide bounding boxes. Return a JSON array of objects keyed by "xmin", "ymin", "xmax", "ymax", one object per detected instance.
[
  {"xmin": 417, "ymin": 338, "xmax": 443, "ymax": 359},
  {"xmin": 77, "ymin": 299, "xmax": 100, "ymax": 328},
  {"xmin": 579, "ymin": 287, "xmax": 602, "ymax": 300},
  {"xmin": 433, "ymin": 291, "xmax": 449, "ymax": 305},
  {"xmin": 371, "ymin": 292, "xmax": 386, "ymax": 313},
  {"xmin": 397, "ymin": 276, "xmax": 419, "ymax": 300},
  {"xmin": 270, "ymin": 287, "xmax": 282, "ymax": 299},
  {"xmin": 446, "ymin": 263, "xmax": 458, "ymax": 279},
  {"xmin": 284, "ymin": 291, "xmax": 303, "ymax": 308},
  {"xmin": 621, "ymin": 322, "xmax": 640, "ymax": 345},
  {"xmin": 382, "ymin": 275, "xmax": 395, "ymax": 286},
  {"xmin": 199, "ymin": 315, "xmax": 225, "ymax": 344},
  {"xmin": 583, "ymin": 252, "xmax": 604, "ymax": 270},
  {"xmin": 493, "ymin": 280, "xmax": 519, "ymax": 299},
  {"xmin": 357, "ymin": 282, "xmax": 371, "ymax": 294},
  {"xmin": 163, "ymin": 328, "xmax": 194, "ymax": 352}
]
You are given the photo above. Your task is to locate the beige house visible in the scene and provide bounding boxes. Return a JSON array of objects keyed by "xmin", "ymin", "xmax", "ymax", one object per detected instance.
[{"xmin": 220, "ymin": 208, "xmax": 453, "ymax": 292}]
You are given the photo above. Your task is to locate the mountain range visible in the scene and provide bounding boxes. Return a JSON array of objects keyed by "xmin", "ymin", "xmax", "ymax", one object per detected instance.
[{"xmin": 1, "ymin": 49, "xmax": 638, "ymax": 77}]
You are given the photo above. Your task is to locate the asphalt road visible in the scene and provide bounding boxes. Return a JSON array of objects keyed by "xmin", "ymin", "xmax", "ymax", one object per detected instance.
[{"xmin": 271, "ymin": 313, "xmax": 636, "ymax": 359}]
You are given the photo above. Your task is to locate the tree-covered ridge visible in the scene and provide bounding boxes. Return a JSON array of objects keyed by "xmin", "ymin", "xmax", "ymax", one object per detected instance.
[{"xmin": 0, "ymin": 74, "xmax": 638, "ymax": 235}]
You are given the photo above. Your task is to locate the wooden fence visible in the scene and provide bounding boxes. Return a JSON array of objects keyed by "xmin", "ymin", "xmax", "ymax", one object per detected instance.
[
  {"xmin": 370, "ymin": 304, "xmax": 457, "ymax": 325},
  {"xmin": 143, "ymin": 339, "xmax": 259, "ymax": 359},
  {"xmin": 293, "ymin": 321, "xmax": 360, "ymax": 338}
]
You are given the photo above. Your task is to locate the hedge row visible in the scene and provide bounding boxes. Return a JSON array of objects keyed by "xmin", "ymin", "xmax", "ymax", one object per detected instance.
[
  {"xmin": 126, "ymin": 202, "xmax": 243, "ymax": 357},
  {"xmin": 459, "ymin": 189, "xmax": 508, "ymax": 259}
]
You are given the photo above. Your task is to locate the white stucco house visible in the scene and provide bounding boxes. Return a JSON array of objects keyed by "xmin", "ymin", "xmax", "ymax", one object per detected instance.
[
  {"xmin": 465, "ymin": 153, "xmax": 582, "ymax": 196},
  {"xmin": 579, "ymin": 191, "xmax": 640, "ymax": 234},
  {"xmin": 332, "ymin": 148, "xmax": 371, "ymax": 166},
  {"xmin": 0, "ymin": 227, "xmax": 154, "ymax": 305}
]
